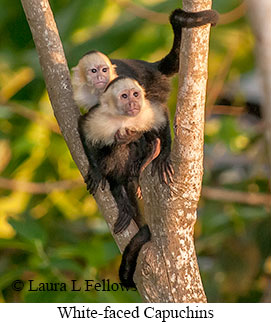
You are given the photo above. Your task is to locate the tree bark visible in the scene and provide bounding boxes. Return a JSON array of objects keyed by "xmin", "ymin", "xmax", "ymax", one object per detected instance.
[
  {"xmin": 136, "ymin": 0, "xmax": 212, "ymax": 303},
  {"xmin": 20, "ymin": 0, "xmax": 212, "ymax": 302}
]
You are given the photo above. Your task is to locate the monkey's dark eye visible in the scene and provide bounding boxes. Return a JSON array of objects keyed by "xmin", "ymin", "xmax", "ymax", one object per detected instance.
[
  {"xmin": 102, "ymin": 68, "xmax": 108, "ymax": 73},
  {"xmin": 133, "ymin": 92, "xmax": 139, "ymax": 97},
  {"xmin": 91, "ymin": 68, "xmax": 97, "ymax": 73},
  {"xmin": 121, "ymin": 93, "xmax": 128, "ymax": 99}
]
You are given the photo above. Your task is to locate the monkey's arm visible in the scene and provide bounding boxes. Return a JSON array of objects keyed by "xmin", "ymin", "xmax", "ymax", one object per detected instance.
[
  {"xmin": 78, "ymin": 118, "xmax": 104, "ymax": 194},
  {"xmin": 109, "ymin": 181, "xmax": 138, "ymax": 234}
]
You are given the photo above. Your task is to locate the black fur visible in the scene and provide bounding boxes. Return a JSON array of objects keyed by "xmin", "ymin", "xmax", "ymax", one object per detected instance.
[
  {"xmin": 119, "ymin": 225, "xmax": 151, "ymax": 288},
  {"xmin": 78, "ymin": 112, "xmax": 159, "ymax": 234}
]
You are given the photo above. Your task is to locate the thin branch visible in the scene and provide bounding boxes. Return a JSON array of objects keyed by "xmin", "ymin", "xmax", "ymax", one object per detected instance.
[
  {"xmin": 219, "ymin": 2, "xmax": 246, "ymax": 25},
  {"xmin": 202, "ymin": 186, "xmax": 271, "ymax": 207},
  {"xmin": 1, "ymin": 176, "xmax": 270, "ymax": 207},
  {"xmin": 2, "ymin": 102, "xmax": 60, "ymax": 134},
  {"xmin": 210, "ymin": 105, "xmax": 247, "ymax": 116},
  {"xmin": 0, "ymin": 177, "xmax": 83, "ymax": 194},
  {"xmin": 113, "ymin": 0, "xmax": 168, "ymax": 24}
]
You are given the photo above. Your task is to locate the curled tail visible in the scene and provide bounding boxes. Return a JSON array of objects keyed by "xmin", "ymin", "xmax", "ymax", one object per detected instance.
[
  {"xmin": 157, "ymin": 9, "xmax": 219, "ymax": 76},
  {"xmin": 119, "ymin": 225, "xmax": 151, "ymax": 288}
]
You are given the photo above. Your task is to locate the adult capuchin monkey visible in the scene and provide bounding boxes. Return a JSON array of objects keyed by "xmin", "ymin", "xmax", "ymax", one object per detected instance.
[
  {"xmin": 79, "ymin": 76, "xmax": 166, "ymax": 232},
  {"xmin": 76, "ymin": 9, "xmax": 219, "ymax": 288},
  {"xmin": 78, "ymin": 77, "xmax": 168, "ymax": 287},
  {"xmin": 72, "ymin": 8, "xmax": 219, "ymax": 184}
]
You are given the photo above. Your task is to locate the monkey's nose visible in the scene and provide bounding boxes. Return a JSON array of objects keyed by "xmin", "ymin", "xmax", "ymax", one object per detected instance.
[{"xmin": 129, "ymin": 102, "xmax": 136, "ymax": 109}]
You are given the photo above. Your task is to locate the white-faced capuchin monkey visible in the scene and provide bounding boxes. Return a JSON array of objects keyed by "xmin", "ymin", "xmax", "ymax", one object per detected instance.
[
  {"xmin": 71, "ymin": 51, "xmax": 118, "ymax": 111},
  {"xmin": 79, "ymin": 76, "xmax": 166, "ymax": 227},
  {"xmin": 72, "ymin": 8, "xmax": 219, "ymax": 185},
  {"xmin": 78, "ymin": 77, "xmax": 168, "ymax": 287}
]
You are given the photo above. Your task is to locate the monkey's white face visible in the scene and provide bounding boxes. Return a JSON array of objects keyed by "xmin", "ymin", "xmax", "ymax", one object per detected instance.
[
  {"xmin": 117, "ymin": 87, "xmax": 142, "ymax": 117},
  {"xmin": 85, "ymin": 64, "xmax": 110, "ymax": 90}
]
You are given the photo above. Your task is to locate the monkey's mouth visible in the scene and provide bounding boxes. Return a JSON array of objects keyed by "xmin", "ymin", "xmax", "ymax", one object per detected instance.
[
  {"xmin": 95, "ymin": 81, "xmax": 107, "ymax": 88},
  {"xmin": 127, "ymin": 107, "xmax": 140, "ymax": 116}
]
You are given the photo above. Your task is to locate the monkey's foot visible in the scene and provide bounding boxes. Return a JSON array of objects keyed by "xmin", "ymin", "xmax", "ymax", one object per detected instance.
[
  {"xmin": 114, "ymin": 209, "xmax": 133, "ymax": 234},
  {"xmin": 85, "ymin": 169, "xmax": 102, "ymax": 195},
  {"xmin": 151, "ymin": 156, "xmax": 174, "ymax": 185}
]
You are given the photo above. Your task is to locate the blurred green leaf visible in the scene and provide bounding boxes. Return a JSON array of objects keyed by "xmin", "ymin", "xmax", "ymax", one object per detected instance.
[{"xmin": 9, "ymin": 216, "xmax": 47, "ymax": 245}]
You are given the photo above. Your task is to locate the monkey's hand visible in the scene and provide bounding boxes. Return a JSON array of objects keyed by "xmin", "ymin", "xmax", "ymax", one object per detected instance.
[
  {"xmin": 115, "ymin": 128, "xmax": 141, "ymax": 145},
  {"xmin": 84, "ymin": 168, "xmax": 104, "ymax": 195},
  {"xmin": 151, "ymin": 154, "xmax": 174, "ymax": 185}
]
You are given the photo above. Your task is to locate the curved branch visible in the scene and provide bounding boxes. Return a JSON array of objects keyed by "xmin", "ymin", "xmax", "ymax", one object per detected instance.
[
  {"xmin": 114, "ymin": 0, "xmax": 168, "ymax": 24},
  {"xmin": 218, "ymin": 2, "xmax": 246, "ymax": 25}
]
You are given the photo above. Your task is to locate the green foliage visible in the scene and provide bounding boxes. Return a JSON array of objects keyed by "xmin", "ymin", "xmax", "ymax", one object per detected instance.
[{"xmin": 0, "ymin": 0, "xmax": 270, "ymax": 303}]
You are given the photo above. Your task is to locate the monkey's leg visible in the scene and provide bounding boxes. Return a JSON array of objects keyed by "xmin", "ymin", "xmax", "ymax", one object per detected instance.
[
  {"xmin": 150, "ymin": 124, "xmax": 174, "ymax": 185},
  {"xmin": 109, "ymin": 181, "xmax": 137, "ymax": 234},
  {"xmin": 84, "ymin": 167, "xmax": 104, "ymax": 194},
  {"xmin": 139, "ymin": 138, "xmax": 161, "ymax": 175},
  {"xmin": 133, "ymin": 137, "xmax": 161, "ymax": 200},
  {"xmin": 119, "ymin": 225, "xmax": 151, "ymax": 288},
  {"xmin": 125, "ymin": 180, "xmax": 144, "ymax": 226}
]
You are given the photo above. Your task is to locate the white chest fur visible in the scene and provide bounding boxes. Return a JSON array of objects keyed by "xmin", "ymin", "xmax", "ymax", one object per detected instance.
[{"xmin": 83, "ymin": 101, "xmax": 166, "ymax": 146}]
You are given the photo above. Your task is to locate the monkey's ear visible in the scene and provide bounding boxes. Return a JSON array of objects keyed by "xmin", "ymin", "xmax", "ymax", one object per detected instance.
[
  {"xmin": 71, "ymin": 66, "xmax": 84, "ymax": 84},
  {"xmin": 111, "ymin": 64, "xmax": 118, "ymax": 78}
]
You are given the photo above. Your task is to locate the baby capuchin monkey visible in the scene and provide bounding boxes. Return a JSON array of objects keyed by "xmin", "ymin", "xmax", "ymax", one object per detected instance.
[
  {"xmin": 71, "ymin": 51, "xmax": 118, "ymax": 111},
  {"xmin": 78, "ymin": 77, "xmax": 166, "ymax": 234},
  {"xmin": 72, "ymin": 8, "xmax": 218, "ymax": 184}
]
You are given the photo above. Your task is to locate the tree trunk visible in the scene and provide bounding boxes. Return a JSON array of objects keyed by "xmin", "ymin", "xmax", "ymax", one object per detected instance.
[{"xmin": 20, "ymin": 0, "xmax": 213, "ymax": 302}]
